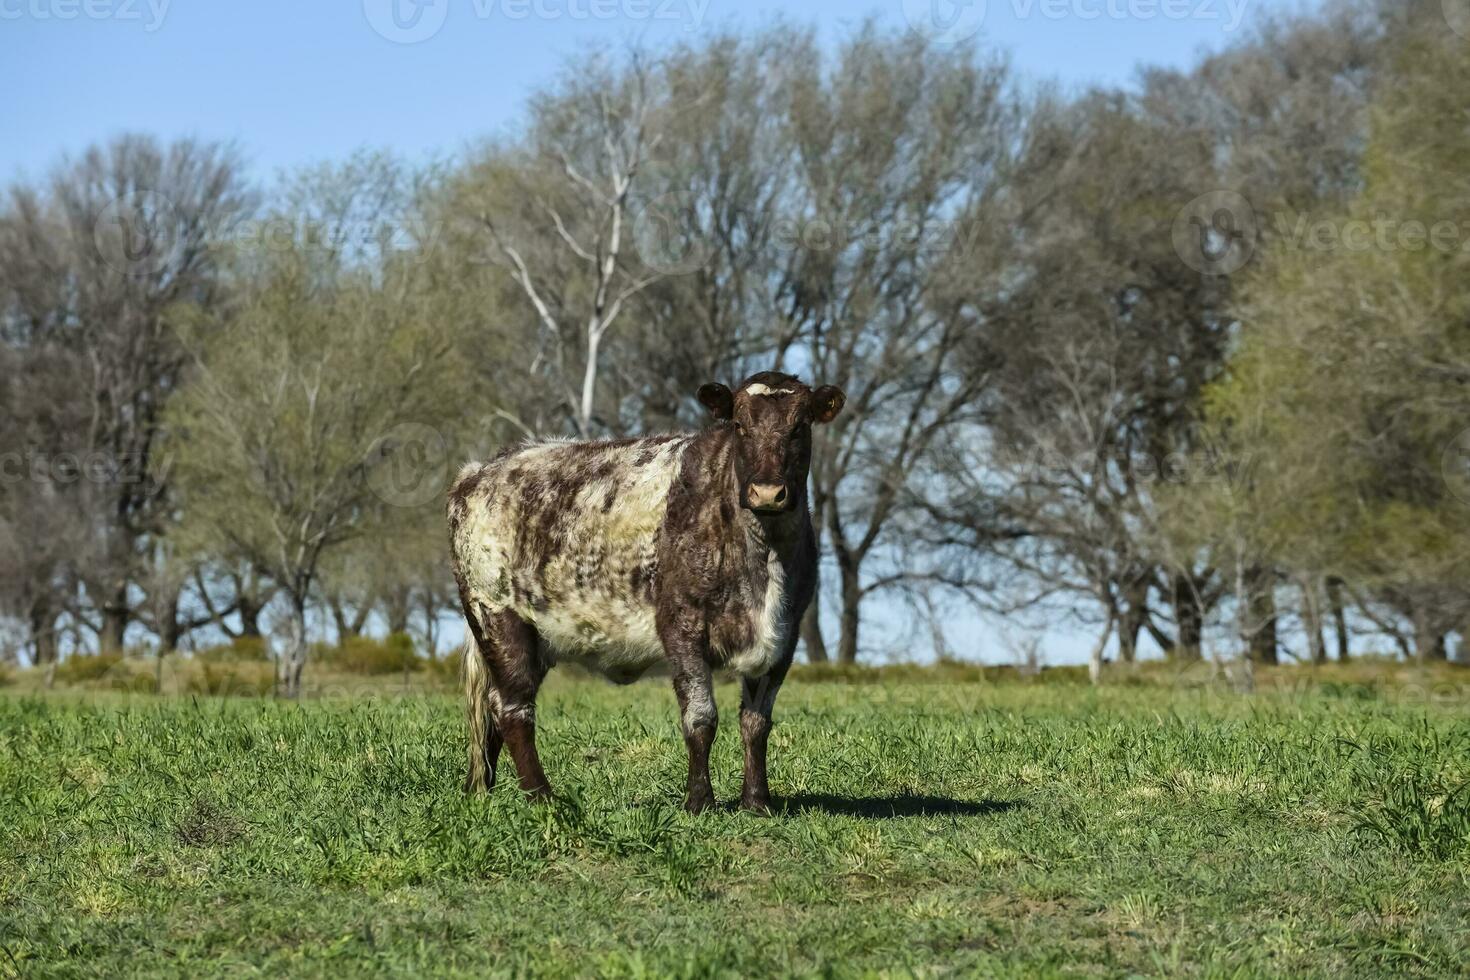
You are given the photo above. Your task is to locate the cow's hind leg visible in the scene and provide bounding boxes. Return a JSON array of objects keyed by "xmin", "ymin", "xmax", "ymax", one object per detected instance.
[
  {"xmin": 461, "ymin": 610, "xmax": 505, "ymax": 793},
  {"xmin": 482, "ymin": 609, "xmax": 553, "ymax": 800}
]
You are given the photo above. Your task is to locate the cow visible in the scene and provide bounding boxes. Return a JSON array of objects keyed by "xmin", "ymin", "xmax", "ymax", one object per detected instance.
[{"xmin": 446, "ymin": 371, "xmax": 845, "ymax": 813}]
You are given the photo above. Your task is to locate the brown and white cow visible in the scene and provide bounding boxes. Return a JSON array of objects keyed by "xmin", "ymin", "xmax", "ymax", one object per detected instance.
[{"xmin": 447, "ymin": 371, "xmax": 845, "ymax": 813}]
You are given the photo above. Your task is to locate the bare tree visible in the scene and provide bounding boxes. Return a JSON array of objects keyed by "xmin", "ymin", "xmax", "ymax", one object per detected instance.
[{"xmin": 0, "ymin": 135, "xmax": 254, "ymax": 652}]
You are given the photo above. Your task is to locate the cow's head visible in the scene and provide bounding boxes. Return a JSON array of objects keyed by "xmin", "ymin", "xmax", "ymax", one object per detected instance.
[{"xmin": 697, "ymin": 371, "xmax": 845, "ymax": 514}]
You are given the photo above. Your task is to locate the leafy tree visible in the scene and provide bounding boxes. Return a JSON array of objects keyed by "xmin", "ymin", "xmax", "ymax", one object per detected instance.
[{"xmin": 165, "ymin": 158, "xmax": 474, "ymax": 694}]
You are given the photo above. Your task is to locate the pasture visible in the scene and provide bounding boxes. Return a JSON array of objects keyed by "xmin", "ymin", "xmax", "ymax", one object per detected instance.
[{"xmin": 2, "ymin": 667, "xmax": 1469, "ymax": 977}]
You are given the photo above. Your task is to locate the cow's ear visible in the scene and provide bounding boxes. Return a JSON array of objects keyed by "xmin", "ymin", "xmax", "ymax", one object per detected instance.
[
  {"xmin": 810, "ymin": 385, "xmax": 845, "ymax": 424},
  {"xmin": 697, "ymin": 382, "xmax": 734, "ymax": 420}
]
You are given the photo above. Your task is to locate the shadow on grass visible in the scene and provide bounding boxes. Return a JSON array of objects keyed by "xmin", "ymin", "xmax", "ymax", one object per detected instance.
[{"xmin": 769, "ymin": 794, "xmax": 1024, "ymax": 819}]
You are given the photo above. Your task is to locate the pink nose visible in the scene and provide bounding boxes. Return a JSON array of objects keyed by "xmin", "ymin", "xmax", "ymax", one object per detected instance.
[{"xmin": 746, "ymin": 483, "xmax": 789, "ymax": 511}]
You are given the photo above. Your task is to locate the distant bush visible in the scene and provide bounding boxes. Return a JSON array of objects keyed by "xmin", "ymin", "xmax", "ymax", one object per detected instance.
[
  {"xmin": 426, "ymin": 648, "xmax": 463, "ymax": 686},
  {"xmin": 195, "ymin": 637, "xmax": 271, "ymax": 664},
  {"xmin": 184, "ymin": 661, "xmax": 274, "ymax": 697},
  {"xmin": 109, "ymin": 671, "xmax": 160, "ymax": 694},
  {"xmin": 54, "ymin": 653, "xmax": 125, "ymax": 685},
  {"xmin": 317, "ymin": 633, "xmax": 422, "ymax": 675}
]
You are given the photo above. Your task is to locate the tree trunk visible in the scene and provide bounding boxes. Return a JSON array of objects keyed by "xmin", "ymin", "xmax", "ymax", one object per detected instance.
[
  {"xmin": 1244, "ymin": 566, "xmax": 1278, "ymax": 665},
  {"xmin": 385, "ymin": 587, "xmax": 411, "ymax": 636},
  {"xmin": 421, "ymin": 591, "xmax": 440, "ymax": 658},
  {"xmin": 1118, "ymin": 577, "xmax": 1148, "ymax": 663},
  {"xmin": 1409, "ymin": 597, "xmax": 1448, "ymax": 663},
  {"xmin": 1169, "ymin": 573, "xmax": 1203, "ymax": 662},
  {"xmin": 161, "ymin": 586, "xmax": 185, "ymax": 652},
  {"xmin": 1089, "ymin": 613, "xmax": 1114, "ymax": 686},
  {"xmin": 29, "ymin": 601, "xmax": 60, "ymax": 666},
  {"xmin": 836, "ymin": 562, "xmax": 861, "ymax": 666},
  {"xmin": 1326, "ymin": 576, "xmax": 1349, "ymax": 662},
  {"xmin": 800, "ymin": 601, "xmax": 829, "ymax": 664},
  {"xmin": 1118, "ymin": 604, "xmax": 1143, "ymax": 664},
  {"xmin": 329, "ymin": 596, "xmax": 367, "ymax": 641},
  {"xmin": 100, "ymin": 585, "xmax": 130, "ymax": 653},
  {"xmin": 238, "ymin": 597, "xmax": 263, "ymax": 637},
  {"xmin": 1300, "ymin": 577, "xmax": 1327, "ymax": 665},
  {"xmin": 279, "ymin": 596, "xmax": 309, "ymax": 698}
]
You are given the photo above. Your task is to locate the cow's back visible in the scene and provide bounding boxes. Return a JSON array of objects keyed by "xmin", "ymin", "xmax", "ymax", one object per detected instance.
[{"xmin": 448, "ymin": 435, "xmax": 691, "ymax": 677}]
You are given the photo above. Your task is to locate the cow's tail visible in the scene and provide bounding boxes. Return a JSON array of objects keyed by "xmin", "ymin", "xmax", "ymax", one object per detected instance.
[{"xmin": 462, "ymin": 619, "xmax": 498, "ymax": 793}]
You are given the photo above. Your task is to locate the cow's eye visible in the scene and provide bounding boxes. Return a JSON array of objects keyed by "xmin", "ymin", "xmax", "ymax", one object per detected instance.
[{"xmin": 733, "ymin": 421, "xmax": 745, "ymax": 432}]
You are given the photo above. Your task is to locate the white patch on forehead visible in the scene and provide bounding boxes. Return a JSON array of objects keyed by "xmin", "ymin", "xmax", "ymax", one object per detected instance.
[{"xmin": 744, "ymin": 383, "xmax": 795, "ymax": 397}]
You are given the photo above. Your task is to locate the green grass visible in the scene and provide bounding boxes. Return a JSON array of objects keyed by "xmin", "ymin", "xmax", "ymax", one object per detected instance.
[{"xmin": 3, "ymin": 673, "xmax": 1469, "ymax": 977}]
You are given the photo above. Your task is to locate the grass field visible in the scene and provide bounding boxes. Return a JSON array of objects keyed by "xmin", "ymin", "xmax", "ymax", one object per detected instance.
[{"xmin": 3, "ymin": 665, "xmax": 1470, "ymax": 977}]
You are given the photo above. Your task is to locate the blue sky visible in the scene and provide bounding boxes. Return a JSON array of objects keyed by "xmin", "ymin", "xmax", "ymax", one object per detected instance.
[{"xmin": 2, "ymin": 0, "xmax": 1289, "ymax": 184}]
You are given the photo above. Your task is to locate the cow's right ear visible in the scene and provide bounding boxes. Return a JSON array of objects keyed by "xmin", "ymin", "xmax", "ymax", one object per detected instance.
[{"xmin": 697, "ymin": 382, "xmax": 734, "ymax": 421}]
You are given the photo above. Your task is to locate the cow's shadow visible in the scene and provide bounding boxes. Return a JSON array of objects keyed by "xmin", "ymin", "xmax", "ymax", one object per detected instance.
[{"xmin": 765, "ymin": 793, "xmax": 1023, "ymax": 819}]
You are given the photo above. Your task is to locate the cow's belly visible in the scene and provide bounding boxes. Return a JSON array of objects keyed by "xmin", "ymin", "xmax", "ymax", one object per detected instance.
[
  {"xmin": 527, "ymin": 595, "xmax": 665, "ymax": 682},
  {"xmin": 524, "ymin": 576, "xmax": 792, "ymax": 681}
]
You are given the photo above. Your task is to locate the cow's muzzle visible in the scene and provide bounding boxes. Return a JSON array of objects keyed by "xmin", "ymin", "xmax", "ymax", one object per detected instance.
[{"xmin": 744, "ymin": 482, "xmax": 790, "ymax": 513}]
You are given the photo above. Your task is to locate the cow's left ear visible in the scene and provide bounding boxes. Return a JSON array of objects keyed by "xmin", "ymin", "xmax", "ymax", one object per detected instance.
[
  {"xmin": 810, "ymin": 385, "xmax": 845, "ymax": 424},
  {"xmin": 697, "ymin": 382, "xmax": 734, "ymax": 420}
]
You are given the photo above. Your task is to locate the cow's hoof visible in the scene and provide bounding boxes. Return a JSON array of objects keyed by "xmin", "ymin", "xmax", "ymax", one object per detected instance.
[
  {"xmin": 523, "ymin": 785, "xmax": 554, "ymax": 804},
  {"xmin": 739, "ymin": 795, "xmax": 772, "ymax": 816},
  {"xmin": 683, "ymin": 790, "xmax": 715, "ymax": 814}
]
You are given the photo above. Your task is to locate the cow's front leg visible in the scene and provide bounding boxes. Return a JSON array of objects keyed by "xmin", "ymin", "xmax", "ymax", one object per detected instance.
[
  {"xmin": 738, "ymin": 656, "xmax": 790, "ymax": 814},
  {"xmin": 664, "ymin": 629, "xmax": 718, "ymax": 813}
]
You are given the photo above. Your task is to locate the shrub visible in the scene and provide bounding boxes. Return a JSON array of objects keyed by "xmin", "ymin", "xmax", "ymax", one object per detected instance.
[
  {"xmin": 318, "ymin": 633, "xmax": 423, "ymax": 675},
  {"xmin": 426, "ymin": 648, "xmax": 464, "ymax": 686},
  {"xmin": 54, "ymin": 653, "xmax": 125, "ymax": 685},
  {"xmin": 184, "ymin": 661, "xmax": 274, "ymax": 697},
  {"xmin": 195, "ymin": 636, "xmax": 272, "ymax": 664}
]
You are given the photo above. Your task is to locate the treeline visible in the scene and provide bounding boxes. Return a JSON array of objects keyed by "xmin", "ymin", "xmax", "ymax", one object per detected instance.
[{"xmin": 2, "ymin": 0, "xmax": 1467, "ymax": 687}]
